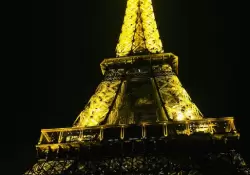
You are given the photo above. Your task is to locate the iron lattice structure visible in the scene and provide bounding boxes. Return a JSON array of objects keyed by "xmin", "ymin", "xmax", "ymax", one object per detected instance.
[
  {"xmin": 116, "ymin": 0, "xmax": 164, "ymax": 57},
  {"xmin": 26, "ymin": 0, "xmax": 249, "ymax": 174}
]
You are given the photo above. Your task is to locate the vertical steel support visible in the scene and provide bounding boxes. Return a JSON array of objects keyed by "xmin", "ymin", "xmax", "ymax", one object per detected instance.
[{"xmin": 163, "ymin": 123, "xmax": 168, "ymax": 137}]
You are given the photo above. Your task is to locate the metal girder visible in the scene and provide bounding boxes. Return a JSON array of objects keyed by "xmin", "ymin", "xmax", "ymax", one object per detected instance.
[
  {"xmin": 36, "ymin": 117, "xmax": 239, "ymax": 151},
  {"xmin": 24, "ymin": 160, "xmax": 74, "ymax": 175},
  {"xmin": 105, "ymin": 80, "xmax": 127, "ymax": 125},
  {"xmin": 116, "ymin": 0, "xmax": 164, "ymax": 57},
  {"xmin": 24, "ymin": 151, "xmax": 249, "ymax": 175},
  {"xmin": 152, "ymin": 64, "xmax": 203, "ymax": 121},
  {"xmin": 73, "ymin": 69, "xmax": 125, "ymax": 127},
  {"xmin": 100, "ymin": 53, "xmax": 178, "ymax": 75}
]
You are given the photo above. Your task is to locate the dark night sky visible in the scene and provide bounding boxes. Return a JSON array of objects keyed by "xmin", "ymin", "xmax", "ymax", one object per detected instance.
[{"xmin": 25, "ymin": 0, "xmax": 247, "ymax": 174}]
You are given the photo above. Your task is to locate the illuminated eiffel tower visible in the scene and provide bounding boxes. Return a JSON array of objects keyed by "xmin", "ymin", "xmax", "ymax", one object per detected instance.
[{"xmin": 26, "ymin": 0, "xmax": 249, "ymax": 174}]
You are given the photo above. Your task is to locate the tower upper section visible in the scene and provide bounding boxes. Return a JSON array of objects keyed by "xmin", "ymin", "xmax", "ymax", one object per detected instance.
[{"xmin": 116, "ymin": 0, "xmax": 164, "ymax": 57}]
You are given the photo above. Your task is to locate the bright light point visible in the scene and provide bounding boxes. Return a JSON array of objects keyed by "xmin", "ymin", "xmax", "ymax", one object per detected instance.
[
  {"xmin": 78, "ymin": 137, "xmax": 83, "ymax": 141},
  {"xmin": 196, "ymin": 124, "xmax": 209, "ymax": 132},
  {"xmin": 95, "ymin": 108, "xmax": 101, "ymax": 112},
  {"xmin": 185, "ymin": 108, "xmax": 193, "ymax": 119},
  {"xmin": 176, "ymin": 112, "xmax": 184, "ymax": 121}
]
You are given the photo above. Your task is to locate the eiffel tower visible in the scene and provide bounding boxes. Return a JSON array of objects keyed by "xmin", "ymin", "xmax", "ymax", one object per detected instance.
[{"xmin": 26, "ymin": 0, "xmax": 249, "ymax": 174}]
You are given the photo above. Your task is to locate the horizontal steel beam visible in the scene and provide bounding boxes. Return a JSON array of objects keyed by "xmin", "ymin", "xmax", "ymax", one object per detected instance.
[{"xmin": 37, "ymin": 117, "xmax": 239, "ymax": 150}]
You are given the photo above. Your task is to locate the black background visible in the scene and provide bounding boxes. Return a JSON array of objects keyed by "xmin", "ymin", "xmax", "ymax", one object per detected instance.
[{"xmin": 25, "ymin": 0, "xmax": 248, "ymax": 174}]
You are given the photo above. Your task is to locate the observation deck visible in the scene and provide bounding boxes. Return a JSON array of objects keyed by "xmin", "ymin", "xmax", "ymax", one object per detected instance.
[
  {"xmin": 100, "ymin": 53, "xmax": 178, "ymax": 75},
  {"xmin": 36, "ymin": 117, "xmax": 239, "ymax": 160}
]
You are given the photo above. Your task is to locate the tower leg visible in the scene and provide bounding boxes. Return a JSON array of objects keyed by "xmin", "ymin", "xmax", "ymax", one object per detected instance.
[
  {"xmin": 152, "ymin": 64, "xmax": 203, "ymax": 121},
  {"xmin": 73, "ymin": 69, "xmax": 125, "ymax": 127}
]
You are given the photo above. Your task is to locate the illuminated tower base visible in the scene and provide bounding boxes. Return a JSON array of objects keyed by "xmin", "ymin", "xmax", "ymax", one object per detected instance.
[
  {"xmin": 26, "ymin": 0, "xmax": 249, "ymax": 174},
  {"xmin": 24, "ymin": 54, "xmax": 249, "ymax": 175}
]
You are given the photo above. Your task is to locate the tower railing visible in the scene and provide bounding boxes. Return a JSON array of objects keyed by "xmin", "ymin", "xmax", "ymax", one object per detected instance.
[{"xmin": 37, "ymin": 116, "xmax": 239, "ymax": 156}]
